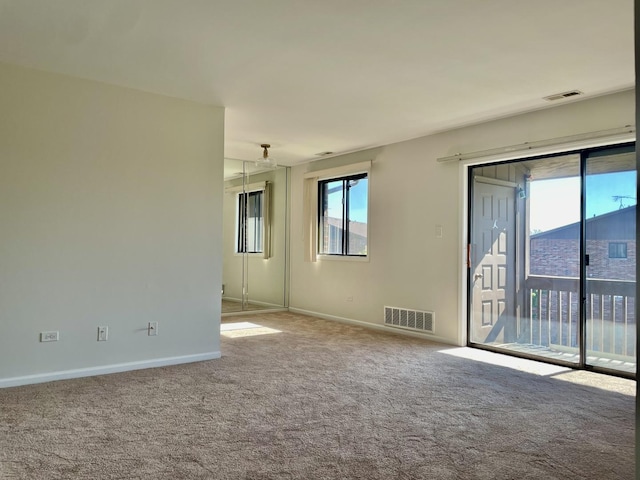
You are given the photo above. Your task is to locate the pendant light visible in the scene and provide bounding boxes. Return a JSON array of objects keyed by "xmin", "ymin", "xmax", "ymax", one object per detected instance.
[{"xmin": 256, "ymin": 144, "xmax": 277, "ymax": 168}]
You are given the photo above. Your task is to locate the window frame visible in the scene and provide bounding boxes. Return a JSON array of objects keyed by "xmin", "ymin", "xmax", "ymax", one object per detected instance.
[
  {"xmin": 608, "ymin": 242, "xmax": 628, "ymax": 259},
  {"xmin": 317, "ymin": 172, "xmax": 368, "ymax": 257},
  {"xmin": 236, "ymin": 188, "xmax": 265, "ymax": 254}
]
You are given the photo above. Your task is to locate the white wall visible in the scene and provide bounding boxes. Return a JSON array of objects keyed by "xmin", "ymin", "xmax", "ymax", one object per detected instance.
[
  {"xmin": 289, "ymin": 90, "xmax": 635, "ymax": 345},
  {"xmin": 0, "ymin": 62, "xmax": 224, "ymax": 386}
]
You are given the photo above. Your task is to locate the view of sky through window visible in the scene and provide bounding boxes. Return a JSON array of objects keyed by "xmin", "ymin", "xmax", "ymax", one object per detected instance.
[
  {"xmin": 529, "ymin": 171, "xmax": 636, "ymax": 233},
  {"xmin": 326, "ymin": 178, "xmax": 368, "ymax": 223}
]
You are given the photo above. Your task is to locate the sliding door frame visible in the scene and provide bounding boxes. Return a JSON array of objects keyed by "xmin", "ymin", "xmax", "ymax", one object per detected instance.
[{"xmin": 465, "ymin": 141, "xmax": 636, "ymax": 379}]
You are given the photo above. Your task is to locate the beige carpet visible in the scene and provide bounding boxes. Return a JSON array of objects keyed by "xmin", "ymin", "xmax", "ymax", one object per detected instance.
[{"xmin": 0, "ymin": 311, "xmax": 635, "ymax": 479}]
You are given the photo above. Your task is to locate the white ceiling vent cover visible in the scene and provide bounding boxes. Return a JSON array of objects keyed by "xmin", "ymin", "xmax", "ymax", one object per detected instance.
[
  {"xmin": 543, "ymin": 90, "xmax": 583, "ymax": 101},
  {"xmin": 384, "ymin": 306, "xmax": 434, "ymax": 334}
]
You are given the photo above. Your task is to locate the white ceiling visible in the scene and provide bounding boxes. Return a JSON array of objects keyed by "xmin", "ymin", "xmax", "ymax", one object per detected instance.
[{"xmin": 0, "ymin": 0, "xmax": 634, "ymax": 165}]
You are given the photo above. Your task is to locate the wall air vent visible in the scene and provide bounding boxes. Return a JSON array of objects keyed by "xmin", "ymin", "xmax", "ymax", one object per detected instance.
[
  {"xmin": 544, "ymin": 90, "xmax": 583, "ymax": 101},
  {"xmin": 384, "ymin": 306, "xmax": 434, "ymax": 334}
]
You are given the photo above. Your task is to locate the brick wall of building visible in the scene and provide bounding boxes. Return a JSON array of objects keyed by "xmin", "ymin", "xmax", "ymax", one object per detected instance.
[{"xmin": 530, "ymin": 239, "xmax": 636, "ymax": 281}]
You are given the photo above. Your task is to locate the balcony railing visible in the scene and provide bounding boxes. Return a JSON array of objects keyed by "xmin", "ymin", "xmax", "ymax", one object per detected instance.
[{"xmin": 522, "ymin": 275, "xmax": 636, "ymax": 360}]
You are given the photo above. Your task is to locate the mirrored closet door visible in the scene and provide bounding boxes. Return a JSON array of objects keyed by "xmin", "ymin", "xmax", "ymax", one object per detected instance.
[{"xmin": 222, "ymin": 159, "xmax": 289, "ymax": 314}]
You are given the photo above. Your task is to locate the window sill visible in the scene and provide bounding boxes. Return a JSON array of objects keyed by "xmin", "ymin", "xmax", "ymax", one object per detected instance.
[{"xmin": 317, "ymin": 254, "xmax": 369, "ymax": 263}]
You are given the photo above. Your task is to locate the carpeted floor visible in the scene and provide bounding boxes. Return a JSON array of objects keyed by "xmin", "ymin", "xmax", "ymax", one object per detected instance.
[{"xmin": 0, "ymin": 311, "xmax": 635, "ymax": 479}]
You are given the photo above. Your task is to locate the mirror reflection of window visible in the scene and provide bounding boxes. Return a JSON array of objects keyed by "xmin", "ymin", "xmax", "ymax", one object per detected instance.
[{"xmin": 237, "ymin": 190, "xmax": 264, "ymax": 254}]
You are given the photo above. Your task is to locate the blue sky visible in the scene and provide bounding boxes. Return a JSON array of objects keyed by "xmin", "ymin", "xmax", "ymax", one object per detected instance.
[
  {"xmin": 326, "ymin": 178, "xmax": 368, "ymax": 223},
  {"xmin": 348, "ymin": 179, "xmax": 368, "ymax": 223},
  {"xmin": 530, "ymin": 171, "xmax": 636, "ymax": 232}
]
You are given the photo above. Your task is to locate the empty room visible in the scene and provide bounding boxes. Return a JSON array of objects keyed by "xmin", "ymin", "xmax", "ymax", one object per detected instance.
[{"xmin": 0, "ymin": 1, "xmax": 636, "ymax": 479}]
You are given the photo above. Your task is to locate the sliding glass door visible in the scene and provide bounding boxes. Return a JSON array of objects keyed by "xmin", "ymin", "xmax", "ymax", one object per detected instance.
[
  {"xmin": 468, "ymin": 143, "xmax": 636, "ymax": 376},
  {"xmin": 584, "ymin": 146, "xmax": 636, "ymax": 374}
]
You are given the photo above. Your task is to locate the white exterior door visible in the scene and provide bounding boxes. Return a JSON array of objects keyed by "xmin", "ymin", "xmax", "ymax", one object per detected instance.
[{"xmin": 470, "ymin": 180, "xmax": 516, "ymax": 344}]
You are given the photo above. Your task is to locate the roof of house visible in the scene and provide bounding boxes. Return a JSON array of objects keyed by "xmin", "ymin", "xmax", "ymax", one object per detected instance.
[
  {"xmin": 326, "ymin": 217, "xmax": 367, "ymax": 239},
  {"xmin": 531, "ymin": 205, "xmax": 636, "ymax": 241}
]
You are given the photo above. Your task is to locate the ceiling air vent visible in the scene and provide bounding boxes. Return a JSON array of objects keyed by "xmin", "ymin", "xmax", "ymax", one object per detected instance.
[{"xmin": 544, "ymin": 90, "xmax": 583, "ymax": 102}]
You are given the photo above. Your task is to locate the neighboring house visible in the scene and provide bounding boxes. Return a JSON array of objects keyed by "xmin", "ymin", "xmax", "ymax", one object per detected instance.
[
  {"xmin": 530, "ymin": 205, "xmax": 636, "ymax": 281},
  {"xmin": 528, "ymin": 206, "xmax": 636, "ymax": 354},
  {"xmin": 323, "ymin": 217, "xmax": 368, "ymax": 255}
]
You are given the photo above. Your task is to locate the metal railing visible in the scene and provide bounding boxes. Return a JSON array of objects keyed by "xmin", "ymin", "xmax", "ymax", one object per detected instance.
[{"xmin": 523, "ymin": 275, "xmax": 636, "ymax": 359}]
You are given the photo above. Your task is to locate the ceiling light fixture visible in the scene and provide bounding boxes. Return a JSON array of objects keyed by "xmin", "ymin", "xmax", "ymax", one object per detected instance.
[{"xmin": 256, "ymin": 143, "xmax": 277, "ymax": 168}]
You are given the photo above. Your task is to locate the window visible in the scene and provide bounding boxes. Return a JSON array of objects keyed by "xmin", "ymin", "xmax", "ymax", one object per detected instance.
[
  {"xmin": 318, "ymin": 173, "xmax": 368, "ymax": 256},
  {"xmin": 237, "ymin": 190, "xmax": 263, "ymax": 253},
  {"xmin": 609, "ymin": 242, "xmax": 627, "ymax": 258}
]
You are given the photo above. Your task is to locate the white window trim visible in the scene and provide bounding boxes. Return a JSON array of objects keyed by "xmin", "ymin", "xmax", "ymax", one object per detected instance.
[
  {"xmin": 317, "ymin": 254, "xmax": 370, "ymax": 263},
  {"xmin": 225, "ymin": 181, "xmax": 266, "ymax": 194}
]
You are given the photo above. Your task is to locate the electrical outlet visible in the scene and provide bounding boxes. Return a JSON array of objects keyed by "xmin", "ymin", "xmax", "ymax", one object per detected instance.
[
  {"xmin": 97, "ymin": 326, "xmax": 108, "ymax": 341},
  {"xmin": 346, "ymin": 296, "xmax": 353, "ymax": 302},
  {"xmin": 148, "ymin": 321, "xmax": 158, "ymax": 336},
  {"xmin": 40, "ymin": 331, "xmax": 59, "ymax": 342}
]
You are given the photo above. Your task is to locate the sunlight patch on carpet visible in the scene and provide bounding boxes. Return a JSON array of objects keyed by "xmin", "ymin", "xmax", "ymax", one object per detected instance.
[
  {"xmin": 440, "ymin": 347, "xmax": 635, "ymax": 394},
  {"xmin": 221, "ymin": 322, "xmax": 282, "ymax": 338},
  {"xmin": 546, "ymin": 370, "xmax": 636, "ymax": 395},
  {"xmin": 440, "ymin": 347, "xmax": 569, "ymax": 376}
]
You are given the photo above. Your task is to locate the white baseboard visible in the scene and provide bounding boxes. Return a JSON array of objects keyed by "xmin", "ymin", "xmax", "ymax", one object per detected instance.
[
  {"xmin": 222, "ymin": 296, "xmax": 242, "ymax": 303},
  {"xmin": 289, "ymin": 307, "xmax": 459, "ymax": 346},
  {"xmin": 222, "ymin": 308, "xmax": 288, "ymax": 317},
  {"xmin": 248, "ymin": 299, "xmax": 286, "ymax": 308},
  {"xmin": 222, "ymin": 297, "xmax": 284, "ymax": 309},
  {"xmin": 0, "ymin": 351, "xmax": 221, "ymax": 389}
]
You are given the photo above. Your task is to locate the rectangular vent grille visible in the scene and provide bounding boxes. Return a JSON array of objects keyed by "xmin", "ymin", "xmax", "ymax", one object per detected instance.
[
  {"xmin": 384, "ymin": 306, "xmax": 434, "ymax": 333},
  {"xmin": 544, "ymin": 90, "xmax": 583, "ymax": 101}
]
